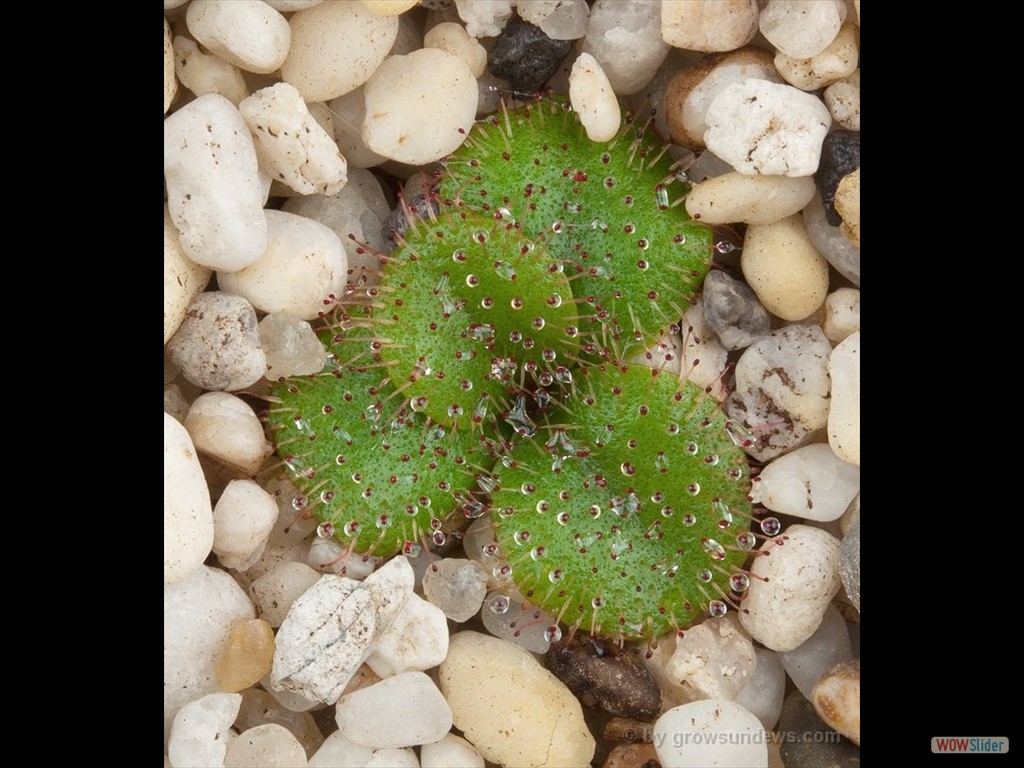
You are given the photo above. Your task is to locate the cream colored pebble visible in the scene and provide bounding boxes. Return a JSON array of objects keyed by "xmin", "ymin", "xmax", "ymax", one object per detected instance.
[
  {"xmin": 164, "ymin": 17, "xmax": 176, "ymax": 114},
  {"xmin": 686, "ymin": 172, "xmax": 816, "ymax": 225},
  {"xmin": 164, "ymin": 206, "xmax": 212, "ymax": 345},
  {"xmin": 185, "ymin": 392, "xmax": 273, "ymax": 476},
  {"xmin": 834, "ymin": 168, "xmax": 861, "ymax": 247},
  {"xmin": 186, "ymin": 0, "xmax": 291, "ymax": 75},
  {"xmin": 742, "ymin": 215, "xmax": 830, "ymax": 321},
  {"xmin": 661, "ymin": 0, "xmax": 759, "ymax": 53},
  {"xmin": 775, "ymin": 22, "xmax": 859, "ymax": 91},
  {"xmin": 424, "ymin": 21, "xmax": 487, "ymax": 77},
  {"xmin": 173, "ymin": 36, "xmax": 250, "ymax": 106},
  {"xmin": 569, "ymin": 52, "xmax": 620, "ymax": 142}
]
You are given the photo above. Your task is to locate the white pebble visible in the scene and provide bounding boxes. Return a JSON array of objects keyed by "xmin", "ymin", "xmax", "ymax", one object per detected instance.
[
  {"xmin": 212, "ymin": 479, "xmax": 279, "ymax": 571},
  {"xmin": 249, "ymin": 561, "xmax": 322, "ymax": 628},
  {"xmin": 822, "ymin": 287, "xmax": 860, "ymax": 342},
  {"xmin": 778, "ymin": 604, "xmax": 851, "ymax": 699},
  {"xmin": 366, "ymin": 748, "xmax": 419, "ymax": 768},
  {"xmin": 218, "ymin": 209, "xmax": 347, "ymax": 321},
  {"xmin": 173, "ymin": 36, "xmax": 250, "ymax": 105},
  {"xmin": 454, "ymin": 0, "xmax": 513, "ymax": 38},
  {"xmin": 164, "ymin": 412, "xmax": 214, "ymax": 585},
  {"xmin": 679, "ymin": 302, "xmax": 728, "ymax": 399},
  {"xmin": 164, "ymin": 565, "xmax": 255, "ymax": 744},
  {"xmin": 282, "ymin": 1, "xmax": 398, "ymax": 102},
  {"xmin": 164, "ymin": 16, "xmax": 176, "ymax": 114},
  {"xmin": 259, "ymin": 312, "xmax": 326, "ymax": 379},
  {"xmin": 422, "ymin": 558, "xmax": 489, "ymax": 622},
  {"xmin": 336, "ymin": 671, "xmax": 453, "ymax": 748},
  {"xmin": 185, "ymin": 391, "xmax": 272, "ymax": 476},
  {"xmin": 423, "ymin": 21, "xmax": 487, "ymax": 77},
  {"xmin": 224, "ymin": 723, "xmax": 308, "ymax": 767},
  {"xmin": 518, "ymin": 0, "xmax": 590, "ymax": 40},
  {"xmin": 421, "ymin": 733, "xmax": 485, "ymax": 768},
  {"xmin": 168, "ymin": 692, "xmax": 242, "ymax": 768},
  {"xmin": 569, "ymin": 52, "xmax": 620, "ymax": 143},
  {"xmin": 828, "ymin": 332, "xmax": 860, "ymax": 465},
  {"xmin": 327, "ymin": 87, "xmax": 389, "ymax": 169},
  {"xmin": 307, "ymin": 731, "xmax": 374, "ymax": 768},
  {"xmin": 440, "ymin": 631, "xmax": 595, "ymax": 768},
  {"xmin": 705, "ymin": 79, "xmax": 832, "ymax": 177},
  {"xmin": 686, "ymin": 172, "xmax": 816, "ymax": 226},
  {"xmin": 361, "ymin": 0, "xmax": 420, "ymax": 15},
  {"xmin": 583, "ymin": 0, "xmax": 668, "ymax": 96},
  {"xmin": 186, "ymin": 0, "xmax": 290, "ymax": 74},
  {"xmin": 239, "ymin": 83, "xmax": 348, "ymax": 196},
  {"xmin": 308, "ymin": 536, "xmax": 378, "ymax": 579},
  {"xmin": 742, "ymin": 214, "xmax": 829, "ymax": 321},
  {"xmin": 661, "ymin": 0, "xmax": 759, "ymax": 52},
  {"xmin": 758, "ymin": 0, "xmax": 847, "ymax": 60},
  {"xmin": 362, "ymin": 48, "xmax": 478, "ymax": 165},
  {"xmin": 757, "ymin": 443, "xmax": 860, "ymax": 522},
  {"xmin": 164, "ymin": 206, "xmax": 211, "ymax": 345},
  {"xmin": 775, "ymin": 22, "xmax": 859, "ymax": 92},
  {"xmin": 734, "ymin": 647, "xmax": 786, "ymax": 730},
  {"xmin": 664, "ymin": 613, "xmax": 757, "ymax": 700},
  {"xmin": 823, "ymin": 69, "xmax": 860, "ymax": 131},
  {"xmin": 164, "ymin": 94, "xmax": 268, "ymax": 272},
  {"xmin": 365, "ymin": 592, "xmax": 450, "ymax": 677},
  {"xmin": 738, "ymin": 524, "xmax": 841, "ymax": 652},
  {"xmin": 654, "ymin": 699, "xmax": 767, "ymax": 768}
]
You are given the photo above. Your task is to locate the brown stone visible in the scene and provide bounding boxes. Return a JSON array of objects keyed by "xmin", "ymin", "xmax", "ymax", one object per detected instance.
[{"xmin": 812, "ymin": 658, "xmax": 860, "ymax": 746}]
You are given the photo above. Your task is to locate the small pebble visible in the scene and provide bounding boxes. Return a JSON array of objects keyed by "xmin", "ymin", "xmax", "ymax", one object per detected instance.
[
  {"xmin": 812, "ymin": 659, "xmax": 860, "ymax": 745},
  {"xmin": 308, "ymin": 536, "xmax": 378, "ymax": 578},
  {"xmin": 421, "ymin": 557, "xmax": 488, "ymax": 622},
  {"xmin": 164, "ymin": 412, "xmax": 214, "ymax": 585},
  {"xmin": 666, "ymin": 612, "xmax": 757, "ymax": 701},
  {"xmin": 660, "ymin": 0, "xmax": 759, "ymax": 53},
  {"xmin": 224, "ymin": 723, "xmax": 308, "ymax": 767},
  {"xmin": 307, "ymin": 732, "xmax": 374, "ymax": 768},
  {"xmin": 758, "ymin": 0, "xmax": 847, "ymax": 60},
  {"xmin": 679, "ymin": 301, "xmax": 729, "ymax": 399},
  {"xmin": 734, "ymin": 647, "xmax": 786, "ymax": 730},
  {"xmin": 653, "ymin": 699, "xmax": 767, "ymax": 768},
  {"xmin": 167, "ymin": 291, "xmax": 267, "ymax": 392},
  {"xmin": 186, "ymin": 0, "xmax": 290, "ymax": 74},
  {"xmin": 803, "ymin": 192, "xmax": 860, "ymax": 286},
  {"xmin": 215, "ymin": 618, "xmax": 276, "ymax": 692},
  {"xmin": 822, "ymin": 288, "xmax": 860, "ymax": 342},
  {"xmin": 168, "ymin": 692, "xmax": 242, "ymax": 768},
  {"xmin": 362, "ymin": 48, "xmax": 478, "ymax": 165},
  {"xmin": 164, "ymin": 16, "xmax": 176, "ymax": 113},
  {"xmin": 834, "ymin": 169, "xmax": 860, "ymax": 247},
  {"xmin": 701, "ymin": 270, "xmax": 771, "ymax": 351},
  {"xmin": 259, "ymin": 312, "xmax": 326, "ymax": 379},
  {"xmin": 362, "ymin": 0, "xmax": 420, "ymax": 16},
  {"xmin": 814, "ymin": 131, "xmax": 861, "ymax": 226},
  {"xmin": 164, "ymin": 206, "xmax": 212, "ymax": 345},
  {"xmin": 775, "ymin": 22, "xmax": 859, "ymax": 92},
  {"xmin": 236, "ymin": 687, "xmax": 325, "ymax": 759},
  {"xmin": 420, "ymin": 733, "xmax": 485, "ymax": 768},
  {"xmin": 173, "ymin": 35, "xmax": 250, "ymax": 105},
  {"xmin": 840, "ymin": 517, "xmax": 860, "ymax": 612},
  {"xmin": 212, "ymin": 479, "xmax": 279, "ymax": 570},
  {"xmin": 455, "ymin": 0, "xmax": 513, "ymax": 38},
  {"xmin": 424, "ymin": 21, "xmax": 488, "ymax": 77},
  {"xmin": 327, "ymin": 87, "xmax": 389, "ymax": 168},
  {"xmin": 365, "ymin": 591, "xmax": 450, "ymax": 677},
  {"xmin": 185, "ymin": 391, "xmax": 272, "ymax": 476},
  {"xmin": 164, "ymin": 383, "xmax": 191, "ymax": 424},
  {"xmin": 569, "ymin": 52, "xmax": 621, "ymax": 142},
  {"xmin": 488, "ymin": 15, "xmax": 571, "ymax": 95},
  {"xmin": 757, "ymin": 444, "xmax": 861, "ymax": 523},
  {"xmin": 739, "ymin": 525, "xmax": 842, "ymax": 652},
  {"xmin": 688, "ymin": 171, "xmax": 816, "ymax": 226},
  {"xmin": 282, "ymin": 1, "xmax": 398, "ymax": 102},
  {"xmin": 705, "ymin": 79, "xmax": 832, "ymax": 177},
  {"xmin": 742, "ymin": 214, "xmax": 830, "ymax": 321},
  {"xmin": 518, "ymin": 0, "xmax": 590, "ymax": 40},
  {"xmin": 335, "ymin": 670, "xmax": 453, "ymax": 748},
  {"xmin": 249, "ymin": 561, "xmax": 322, "ymax": 628},
  {"xmin": 583, "ymin": 0, "xmax": 668, "ymax": 96},
  {"xmin": 828, "ymin": 332, "xmax": 860, "ymax": 465},
  {"xmin": 777, "ymin": 690, "xmax": 859, "ymax": 767},
  {"xmin": 778, "ymin": 605, "xmax": 852, "ymax": 700},
  {"xmin": 440, "ymin": 630, "xmax": 596, "ymax": 768},
  {"xmin": 823, "ymin": 69, "xmax": 860, "ymax": 131}
]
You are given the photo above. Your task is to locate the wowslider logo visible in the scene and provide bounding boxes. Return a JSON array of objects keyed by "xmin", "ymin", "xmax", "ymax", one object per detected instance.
[{"xmin": 931, "ymin": 737, "xmax": 1009, "ymax": 754}]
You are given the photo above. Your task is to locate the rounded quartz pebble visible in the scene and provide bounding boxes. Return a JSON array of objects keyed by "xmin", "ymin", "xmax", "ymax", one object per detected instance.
[
  {"xmin": 661, "ymin": 613, "xmax": 756, "ymax": 701},
  {"xmin": 173, "ymin": 36, "xmax": 251, "ymax": 106},
  {"xmin": 186, "ymin": 0, "xmax": 290, "ymax": 74},
  {"xmin": 282, "ymin": 0, "xmax": 398, "ymax": 102},
  {"xmin": 828, "ymin": 332, "xmax": 860, "ymax": 466},
  {"xmin": 454, "ymin": 0, "xmax": 513, "ymax": 37},
  {"xmin": 440, "ymin": 631, "xmax": 595, "ymax": 768},
  {"xmin": 362, "ymin": 48, "xmax": 478, "ymax": 165},
  {"xmin": 834, "ymin": 168, "xmax": 860, "ymax": 247},
  {"xmin": 569, "ymin": 52, "xmax": 620, "ymax": 142},
  {"xmin": 164, "ymin": 94, "xmax": 267, "ymax": 272},
  {"xmin": 422, "ymin": 557, "xmax": 488, "ymax": 622},
  {"xmin": 739, "ymin": 524, "xmax": 842, "ymax": 652},
  {"xmin": 583, "ymin": 0, "xmax": 668, "ymax": 96},
  {"xmin": 420, "ymin": 733, "xmax": 485, "ymax": 768},
  {"xmin": 734, "ymin": 647, "xmax": 786, "ymax": 730},
  {"xmin": 480, "ymin": 590, "xmax": 557, "ymax": 654},
  {"xmin": 164, "ymin": 16, "xmax": 176, "ymax": 113},
  {"xmin": 803, "ymin": 192, "xmax": 860, "ymax": 286},
  {"xmin": 660, "ymin": 0, "xmax": 759, "ymax": 53},
  {"xmin": 778, "ymin": 604, "xmax": 852, "ymax": 700},
  {"xmin": 822, "ymin": 287, "xmax": 860, "ymax": 342},
  {"xmin": 840, "ymin": 517, "xmax": 860, "ymax": 612},
  {"xmin": 212, "ymin": 479, "xmax": 279, "ymax": 570},
  {"xmin": 705, "ymin": 79, "xmax": 832, "ymax": 177},
  {"xmin": 488, "ymin": 14, "xmax": 571, "ymax": 94},
  {"xmin": 215, "ymin": 618, "xmax": 277, "ymax": 692},
  {"xmin": 236, "ymin": 687, "xmax": 325, "ymax": 758},
  {"xmin": 424, "ymin": 21, "xmax": 487, "ymax": 77},
  {"xmin": 164, "ymin": 412, "xmax": 214, "ymax": 585},
  {"xmin": 518, "ymin": 0, "xmax": 590, "ymax": 40},
  {"xmin": 664, "ymin": 48, "xmax": 780, "ymax": 150},
  {"xmin": 327, "ymin": 88, "xmax": 389, "ymax": 168},
  {"xmin": 249, "ymin": 561, "xmax": 321, "ymax": 628},
  {"xmin": 757, "ymin": 443, "xmax": 861, "ymax": 522},
  {"xmin": 775, "ymin": 22, "xmax": 859, "ymax": 92},
  {"xmin": 758, "ymin": 0, "xmax": 847, "ymax": 60},
  {"xmin": 168, "ymin": 692, "xmax": 242, "ymax": 768},
  {"xmin": 185, "ymin": 391, "xmax": 272, "ymax": 476},
  {"xmin": 218, "ymin": 209, "xmax": 347, "ymax": 321},
  {"xmin": 812, "ymin": 658, "xmax": 860, "ymax": 745},
  {"xmin": 164, "ymin": 565, "xmax": 255, "ymax": 743},
  {"xmin": 335, "ymin": 671, "xmax": 453, "ymax": 748},
  {"xmin": 742, "ymin": 214, "xmax": 829, "ymax": 321},
  {"xmin": 365, "ymin": 592, "xmax": 450, "ymax": 677},
  {"xmin": 686, "ymin": 171, "xmax": 816, "ymax": 225},
  {"xmin": 259, "ymin": 312, "xmax": 326, "ymax": 379},
  {"xmin": 824, "ymin": 69, "xmax": 860, "ymax": 131},
  {"xmin": 701, "ymin": 270, "xmax": 771, "ymax": 351},
  {"xmin": 679, "ymin": 301, "xmax": 729, "ymax": 399},
  {"xmin": 654, "ymin": 699, "xmax": 767, "ymax": 768},
  {"xmin": 224, "ymin": 723, "xmax": 307, "ymax": 767},
  {"xmin": 164, "ymin": 205, "xmax": 212, "ymax": 345},
  {"xmin": 307, "ymin": 732, "xmax": 374, "ymax": 768}
]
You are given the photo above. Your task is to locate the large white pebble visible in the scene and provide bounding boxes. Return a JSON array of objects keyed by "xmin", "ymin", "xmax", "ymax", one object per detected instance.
[
  {"xmin": 224, "ymin": 723, "xmax": 307, "ymax": 767},
  {"xmin": 661, "ymin": 0, "xmax": 759, "ymax": 52},
  {"xmin": 366, "ymin": 748, "xmax": 418, "ymax": 768},
  {"xmin": 775, "ymin": 22, "xmax": 859, "ymax": 91},
  {"xmin": 185, "ymin": 392, "xmax": 272, "ymax": 476},
  {"xmin": 249, "ymin": 561, "xmax": 322, "ymax": 628},
  {"xmin": 335, "ymin": 671, "xmax": 453, "ymax": 748},
  {"xmin": 186, "ymin": 0, "xmax": 290, "ymax": 74},
  {"xmin": 218, "ymin": 209, "xmax": 347, "ymax": 321},
  {"xmin": 173, "ymin": 36, "xmax": 250, "ymax": 106},
  {"xmin": 424, "ymin": 21, "xmax": 487, "ymax": 77},
  {"xmin": 239, "ymin": 83, "xmax": 348, "ymax": 196},
  {"xmin": 168, "ymin": 692, "xmax": 242, "ymax": 768},
  {"xmin": 742, "ymin": 214, "xmax": 829, "ymax": 320},
  {"xmin": 739, "ymin": 525, "xmax": 841, "ymax": 651},
  {"xmin": 164, "ymin": 94, "xmax": 267, "ymax": 271},
  {"xmin": 365, "ymin": 592, "xmax": 449, "ymax": 678},
  {"xmin": 212, "ymin": 480, "xmax": 279, "ymax": 571},
  {"xmin": 686, "ymin": 172, "xmax": 815, "ymax": 226},
  {"xmin": 828, "ymin": 331, "xmax": 860, "ymax": 465},
  {"xmin": 759, "ymin": 0, "xmax": 847, "ymax": 59},
  {"xmin": 421, "ymin": 733, "xmax": 485, "ymax": 768},
  {"xmin": 705, "ymin": 79, "xmax": 831, "ymax": 177},
  {"xmin": 164, "ymin": 206, "xmax": 211, "ymax": 345},
  {"xmin": 282, "ymin": 1, "xmax": 398, "ymax": 102},
  {"xmin": 440, "ymin": 631, "xmax": 595, "ymax": 768},
  {"xmin": 654, "ymin": 699, "xmax": 767, "ymax": 767},
  {"xmin": 327, "ymin": 87, "xmax": 389, "ymax": 169},
  {"xmin": 569, "ymin": 52, "xmax": 620, "ymax": 142},
  {"xmin": 664, "ymin": 613, "xmax": 756, "ymax": 700},
  {"xmin": 362, "ymin": 48, "xmax": 478, "ymax": 165},
  {"xmin": 583, "ymin": 0, "xmax": 668, "ymax": 96},
  {"xmin": 757, "ymin": 443, "xmax": 860, "ymax": 522},
  {"xmin": 164, "ymin": 412, "xmax": 214, "ymax": 585}
]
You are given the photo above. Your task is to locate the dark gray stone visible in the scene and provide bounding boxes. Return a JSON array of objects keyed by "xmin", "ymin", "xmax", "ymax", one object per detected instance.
[
  {"xmin": 701, "ymin": 270, "xmax": 771, "ymax": 351},
  {"xmin": 488, "ymin": 15, "xmax": 572, "ymax": 95},
  {"xmin": 840, "ymin": 517, "xmax": 860, "ymax": 612},
  {"xmin": 814, "ymin": 130, "xmax": 860, "ymax": 225},
  {"xmin": 777, "ymin": 690, "xmax": 859, "ymax": 768}
]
